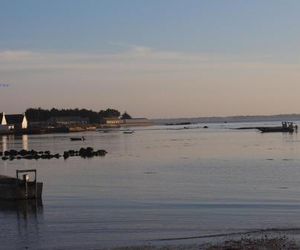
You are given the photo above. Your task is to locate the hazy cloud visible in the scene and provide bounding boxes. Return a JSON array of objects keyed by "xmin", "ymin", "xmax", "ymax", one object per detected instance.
[
  {"xmin": 1, "ymin": 47, "xmax": 300, "ymax": 117},
  {"xmin": 0, "ymin": 47, "xmax": 297, "ymax": 72}
]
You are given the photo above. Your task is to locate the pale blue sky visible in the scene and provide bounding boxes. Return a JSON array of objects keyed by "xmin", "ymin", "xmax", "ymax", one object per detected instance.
[
  {"xmin": 1, "ymin": 1, "xmax": 300, "ymax": 117},
  {"xmin": 1, "ymin": 0, "xmax": 300, "ymax": 56}
]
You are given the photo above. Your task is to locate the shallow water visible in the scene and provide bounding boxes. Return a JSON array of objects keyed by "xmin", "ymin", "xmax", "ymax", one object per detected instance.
[{"xmin": 1, "ymin": 122, "xmax": 300, "ymax": 249}]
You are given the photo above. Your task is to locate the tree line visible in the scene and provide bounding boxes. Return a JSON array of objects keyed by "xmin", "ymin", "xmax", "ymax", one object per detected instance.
[{"xmin": 25, "ymin": 108, "xmax": 131, "ymax": 123}]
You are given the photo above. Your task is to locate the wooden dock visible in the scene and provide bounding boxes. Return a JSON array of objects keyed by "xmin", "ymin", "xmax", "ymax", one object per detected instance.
[{"xmin": 0, "ymin": 170, "xmax": 43, "ymax": 200}]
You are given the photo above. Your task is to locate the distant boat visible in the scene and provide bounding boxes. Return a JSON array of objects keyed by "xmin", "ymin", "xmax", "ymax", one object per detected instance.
[
  {"xmin": 165, "ymin": 122, "xmax": 191, "ymax": 126},
  {"xmin": 258, "ymin": 127, "xmax": 294, "ymax": 133},
  {"xmin": 123, "ymin": 130, "xmax": 134, "ymax": 134},
  {"xmin": 70, "ymin": 136, "xmax": 85, "ymax": 141},
  {"xmin": 258, "ymin": 122, "xmax": 297, "ymax": 133}
]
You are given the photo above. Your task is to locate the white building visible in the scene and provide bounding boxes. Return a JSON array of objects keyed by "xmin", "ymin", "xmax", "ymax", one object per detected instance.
[{"xmin": 1, "ymin": 113, "xmax": 28, "ymax": 129}]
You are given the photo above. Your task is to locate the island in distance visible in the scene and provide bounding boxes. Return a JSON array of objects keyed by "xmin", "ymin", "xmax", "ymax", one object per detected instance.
[{"xmin": 0, "ymin": 108, "xmax": 152, "ymax": 135}]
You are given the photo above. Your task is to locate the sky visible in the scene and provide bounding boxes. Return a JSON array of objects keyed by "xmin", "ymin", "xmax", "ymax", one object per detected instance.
[{"xmin": 1, "ymin": 0, "xmax": 300, "ymax": 118}]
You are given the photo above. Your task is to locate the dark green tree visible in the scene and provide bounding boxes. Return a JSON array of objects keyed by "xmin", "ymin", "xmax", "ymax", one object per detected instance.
[
  {"xmin": 121, "ymin": 112, "xmax": 132, "ymax": 119},
  {"xmin": 99, "ymin": 108, "xmax": 120, "ymax": 118},
  {"xmin": 25, "ymin": 107, "xmax": 122, "ymax": 123}
]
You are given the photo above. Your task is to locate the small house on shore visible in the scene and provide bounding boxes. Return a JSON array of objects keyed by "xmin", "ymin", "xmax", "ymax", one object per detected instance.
[
  {"xmin": 98, "ymin": 117, "xmax": 122, "ymax": 128},
  {"xmin": 0, "ymin": 113, "xmax": 6, "ymax": 126},
  {"xmin": 102, "ymin": 117, "xmax": 122, "ymax": 125},
  {"xmin": 0, "ymin": 113, "xmax": 9, "ymax": 132},
  {"xmin": 2, "ymin": 113, "xmax": 28, "ymax": 129}
]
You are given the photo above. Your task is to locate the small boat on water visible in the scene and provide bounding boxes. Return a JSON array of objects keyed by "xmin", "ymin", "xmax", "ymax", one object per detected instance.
[
  {"xmin": 258, "ymin": 122, "xmax": 297, "ymax": 133},
  {"xmin": 70, "ymin": 136, "xmax": 85, "ymax": 141},
  {"xmin": 123, "ymin": 130, "xmax": 134, "ymax": 134},
  {"xmin": 0, "ymin": 169, "xmax": 43, "ymax": 200},
  {"xmin": 258, "ymin": 127, "xmax": 294, "ymax": 133}
]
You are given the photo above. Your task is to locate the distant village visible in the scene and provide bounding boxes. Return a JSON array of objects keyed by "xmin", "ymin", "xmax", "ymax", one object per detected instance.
[{"xmin": 0, "ymin": 108, "xmax": 152, "ymax": 135}]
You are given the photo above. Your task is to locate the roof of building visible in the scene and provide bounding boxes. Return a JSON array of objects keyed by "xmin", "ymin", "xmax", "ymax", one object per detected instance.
[{"xmin": 5, "ymin": 114, "xmax": 25, "ymax": 125}]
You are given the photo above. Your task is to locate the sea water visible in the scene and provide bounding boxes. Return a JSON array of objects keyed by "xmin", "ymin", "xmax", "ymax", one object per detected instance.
[{"xmin": 1, "ymin": 121, "xmax": 300, "ymax": 249}]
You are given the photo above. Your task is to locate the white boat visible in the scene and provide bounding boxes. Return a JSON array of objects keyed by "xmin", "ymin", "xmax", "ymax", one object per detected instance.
[{"xmin": 123, "ymin": 130, "xmax": 134, "ymax": 134}]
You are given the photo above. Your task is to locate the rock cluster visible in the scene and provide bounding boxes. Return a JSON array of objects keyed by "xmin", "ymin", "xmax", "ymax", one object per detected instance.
[
  {"xmin": 63, "ymin": 147, "xmax": 107, "ymax": 159},
  {"xmin": 1, "ymin": 147, "xmax": 107, "ymax": 161}
]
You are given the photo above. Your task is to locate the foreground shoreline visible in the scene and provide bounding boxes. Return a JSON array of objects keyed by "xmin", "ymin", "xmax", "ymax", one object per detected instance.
[{"xmin": 108, "ymin": 230, "xmax": 300, "ymax": 250}]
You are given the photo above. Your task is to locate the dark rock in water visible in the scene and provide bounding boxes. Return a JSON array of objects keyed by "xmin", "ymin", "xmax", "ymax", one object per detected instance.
[
  {"xmin": 63, "ymin": 152, "xmax": 69, "ymax": 159},
  {"xmin": 86, "ymin": 147, "xmax": 94, "ymax": 157},
  {"xmin": 24, "ymin": 155, "xmax": 34, "ymax": 160},
  {"xmin": 34, "ymin": 155, "xmax": 41, "ymax": 160},
  {"xmin": 1, "ymin": 147, "xmax": 107, "ymax": 161},
  {"xmin": 79, "ymin": 147, "xmax": 90, "ymax": 157},
  {"xmin": 30, "ymin": 150, "xmax": 38, "ymax": 156},
  {"xmin": 19, "ymin": 149, "xmax": 28, "ymax": 156},
  {"xmin": 87, "ymin": 147, "xmax": 93, "ymax": 153},
  {"xmin": 79, "ymin": 147, "xmax": 86, "ymax": 155},
  {"xmin": 78, "ymin": 148, "xmax": 87, "ymax": 157},
  {"xmin": 203, "ymin": 126, "xmax": 208, "ymax": 128},
  {"xmin": 77, "ymin": 147, "xmax": 107, "ymax": 158},
  {"xmin": 10, "ymin": 150, "xmax": 18, "ymax": 156},
  {"xmin": 97, "ymin": 149, "xmax": 107, "ymax": 156},
  {"xmin": 69, "ymin": 150, "xmax": 75, "ymax": 156},
  {"xmin": 54, "ymin": 154, "xmax": 61, "ymax": 159},
  {"xmin": 86, "ymin": 152, "xmax": 93, "ymax": 158}
]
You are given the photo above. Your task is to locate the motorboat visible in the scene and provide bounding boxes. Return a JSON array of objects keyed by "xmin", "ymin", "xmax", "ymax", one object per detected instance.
[
  {"xmin": 70, "ymin": 136, "xmax": 85, "ymax": 141},
  {"xmin": 123, "ymin": 130, "xmax": 134, "ymax": 134},
  {"xmin": 258, "ymin": 122, "xmax": 297, "ymax": 133}
]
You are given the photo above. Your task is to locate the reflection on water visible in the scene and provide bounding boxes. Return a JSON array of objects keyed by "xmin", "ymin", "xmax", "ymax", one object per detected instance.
[
  {"xmin": 0, "ymin": 199, "xmax": 44, "ymax": 249},
  {"xmin": 0, "ymin": 134, "xmax": 29, "ymax": 151},
  {"xmin": 22, "ymin": 135, "xmax": 28, "ymax": 150},
  {"xmin": 0, "ymin": 199, "xmax": 43, "ymax": 218},
  {"xmin": 1, "ymin": 135, "xmax": 7, "ymax": 152}
]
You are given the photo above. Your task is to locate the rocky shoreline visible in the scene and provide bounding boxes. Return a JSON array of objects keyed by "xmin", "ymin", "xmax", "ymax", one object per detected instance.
[{"xmin": 109, "ymin": 235, "xmax": 299, "ymax": 250}]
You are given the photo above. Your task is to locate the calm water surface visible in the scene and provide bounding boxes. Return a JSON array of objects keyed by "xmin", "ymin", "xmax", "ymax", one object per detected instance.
[{"xmin": 1, "ymin": 122, "xmax": 300, "ymax": 249}]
